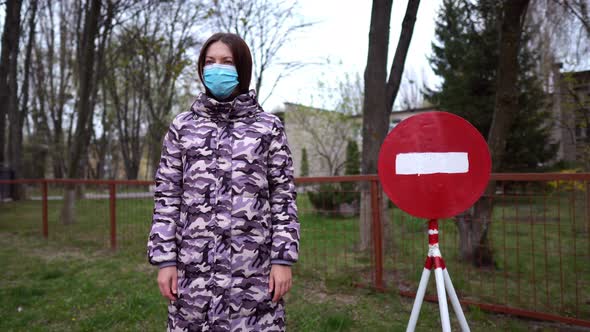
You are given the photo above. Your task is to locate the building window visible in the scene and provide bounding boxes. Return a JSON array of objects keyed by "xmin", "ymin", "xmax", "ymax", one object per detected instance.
[{"xmin": 576, "ymin": 125, "xmax": 583, "ymax": 139}]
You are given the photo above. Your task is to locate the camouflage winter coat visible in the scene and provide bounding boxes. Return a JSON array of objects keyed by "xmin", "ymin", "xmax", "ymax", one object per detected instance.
[{"xmin": 147, "ymin": 90, "xmax": 300, "ymax": 332}]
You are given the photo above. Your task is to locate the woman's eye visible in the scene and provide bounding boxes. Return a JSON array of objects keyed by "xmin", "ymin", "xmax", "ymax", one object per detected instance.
[
  {"xmin": 224, "ymin": 60, "xmax": 234, "ymax": 65},
  {"xmin": 205, "ymin": 60, "xmax": 214, "ymax": 65}
]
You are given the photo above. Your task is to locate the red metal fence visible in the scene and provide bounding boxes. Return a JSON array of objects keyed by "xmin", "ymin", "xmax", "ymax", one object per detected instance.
[{"xmin": 0, "ymin": 174, "xmax": 589, "ymax": 327}]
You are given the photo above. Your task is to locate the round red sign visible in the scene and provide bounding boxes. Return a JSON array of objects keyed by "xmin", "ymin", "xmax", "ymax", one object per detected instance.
[{"xmin": 378, "ymin": 111, "xmax": 491, "ymax": 219}]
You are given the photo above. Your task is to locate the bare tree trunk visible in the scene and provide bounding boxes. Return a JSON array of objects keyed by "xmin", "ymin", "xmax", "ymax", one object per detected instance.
[
  {"xmin": 6, "ymin": 0, "xmax": 24, "ymax": 200},
  {"xmin": 86, "ymin": 0, "xmax": 114, "ymax": 180},
  {"xmin": 359, "ymin": 196, "xmax": 372, "ymax": 251},
  {"xmin": 381, "ymin": 0, "xmax": 420, "ymax": 253},
  {"xmin": 385, "ymin": 0, "xmax": 420, "ymax": 111},
  {"xmin": 61, "ymin": 0, "xmax": 102, "ymax": 225},
  {"xmin": 20, "ymin": 0, "xmax": 39, "ymax": 146},
  {"xmin": 0, "ymin": 0, "xmax": 23, "ymax": 169},
  {"xmin": 360, "ymin": 0, "xmax": 420, "ymax": 251},
  {"xmin": 456, "ymin": 198, "xmax": 493, "ymax": 266},
  {"xmin": 9, "ymin": 0, "xmax": 38, "ymax": 198},
  {"xmin": 458, "ymin": 0, "xmax": 530, "ymax": 267},
  {"xmin": 67, "ymin": 0, "xmax": 101, "ymax": 174},
  {"xmin": 359, "ymin": 0, "xmax": 393, "ymax": 251},
  {"xmin": 488, "ymin": 0, "xmax": 530, "ymax": 171}
]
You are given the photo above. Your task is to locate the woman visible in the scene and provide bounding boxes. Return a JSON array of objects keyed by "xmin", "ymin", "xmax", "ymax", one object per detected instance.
[{"xmin": 147, "ymin": 33, "xmax": 300, "ymax": 332}]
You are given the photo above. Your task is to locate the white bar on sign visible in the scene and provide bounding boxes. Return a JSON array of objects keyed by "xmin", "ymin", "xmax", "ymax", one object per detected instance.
[{"xmin": 396, "ymin": 152, "xmax": 469, "ymax": 175}]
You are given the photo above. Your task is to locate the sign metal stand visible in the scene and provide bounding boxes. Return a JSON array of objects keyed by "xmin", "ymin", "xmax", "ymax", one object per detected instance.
[{"xmin": 406, "ymin": 219, "xmax": 470, "ymax": 332}]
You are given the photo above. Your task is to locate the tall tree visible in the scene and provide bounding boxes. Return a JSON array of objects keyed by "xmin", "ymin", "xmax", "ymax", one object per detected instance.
[
  {"xmin": 428, "ymin": 0, "xmax": 534, "ymax": 265},
  {"xmin": 19, "ymin": 0, "xmax": 40, "ymax": 156},
  {"xmin": 33, "ymin": 0, "xmax": 80, "ymax": 179},
  {"xmin": 83, "ymin": 1, "xmax": 203, "ymax": 180},
  {"xmin": 61, "ymin": 0, "xmax": 102, "ymax": 224},
  {"xmin": 8, "ymin": 0, "xmax": 39, "ymax": 198},
  {"xmin": 473, "ymin": 0, "xmax": 532, "ymax": 266},
  {"xmin": 136, "ymin": 2, "xmax": 203, "ymax": 177},
  {"xmin": 104, "ymin": 23, "xmax": 152, "ymax": 180},
  {"xmin": 25, "ymin": 0, "xmax": 207, "ymax": 183},
  {"xmin": 490, "ymin": 0, "xmax": 536, "ymax": 171},
  {"xmin": 0, "ymin": 0, "xmax": 23, "ymax": 172},
  {"xmin": 66, "ymin": 0, "xmax": 102, "ymax": 180},
  {"xmin": 83, "ymin": 0, "xmax": 116, "ymax": 179},
  {"xmin": 359, "ymin": 0, "xmax": 421, "ymax": 250},
  {"xmin": 427, "ymin": 0, "xmax": 556, "ymax": 171}
]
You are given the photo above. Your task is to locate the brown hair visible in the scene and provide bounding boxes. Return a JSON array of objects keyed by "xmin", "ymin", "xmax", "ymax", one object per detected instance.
[{"xmin": 198, "ymin": 33, "xmax": 253, "ymax": 96}]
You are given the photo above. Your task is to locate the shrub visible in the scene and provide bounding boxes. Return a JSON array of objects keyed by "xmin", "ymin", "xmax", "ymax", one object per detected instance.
[
  {"xmin": 308, "ymin": 183, "xmax": 359, "ymax": 216},
  {"xmin": 547, "ymin": 168, "xmax": 586, "ymax": 192},
  {"xmin": 307, "ymin": 141, "xmax": 361, "ymax": 216}
]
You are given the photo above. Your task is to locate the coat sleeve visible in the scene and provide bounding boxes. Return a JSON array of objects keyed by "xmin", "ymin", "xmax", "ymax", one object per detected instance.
[
  {"xmin": 147, "ymin": 118, "xmax": 183, "ymax": 266},
  {"xmin": 267, "ymin": 118, "xmax": 300, "ymax": 265}
]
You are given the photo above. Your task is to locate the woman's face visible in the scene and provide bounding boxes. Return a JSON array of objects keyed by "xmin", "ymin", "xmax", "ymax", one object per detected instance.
[{"xmin": 205, "ymin": 41, "xmax": 234, "ymax": 66}]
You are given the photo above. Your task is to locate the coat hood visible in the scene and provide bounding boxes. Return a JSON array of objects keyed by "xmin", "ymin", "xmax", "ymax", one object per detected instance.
[{"xmin": 191, "ymin": 89, "xmax": 262, "ymax": 121}]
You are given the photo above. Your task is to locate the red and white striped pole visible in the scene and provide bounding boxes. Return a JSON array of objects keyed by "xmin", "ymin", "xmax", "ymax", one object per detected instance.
[{"xmin": 406, "ymin": 219, "xmax": 470, "ymax": 332}]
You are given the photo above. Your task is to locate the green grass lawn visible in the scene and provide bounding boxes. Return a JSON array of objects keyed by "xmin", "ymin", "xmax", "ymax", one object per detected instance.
[
  {"xmin": 0, "ymin": 190, "xmax": 588, "ymax": 331},
  {"xmin": 384, "ymin": 193, "xmax": 590, "ymax": 321},
  {"xmin": 0, "ymin": 233, "xmax": 559, "ymax": 332}
]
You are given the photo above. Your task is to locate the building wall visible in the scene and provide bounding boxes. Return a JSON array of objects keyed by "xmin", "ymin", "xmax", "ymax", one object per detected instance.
[
  {"xmin": 551, "ymin": 68, "xmax": 590, "ymax": 165},
  {"xmin": 280, "ymin": 103, "xmax": 359, "ymax": 177},
  {"xmin": 284, "ymin": 111, "xmax": 332, "ymax": 177},
  {"xmin": 279, "ymin": 103, "xmax": 437, "ymax": 177}
]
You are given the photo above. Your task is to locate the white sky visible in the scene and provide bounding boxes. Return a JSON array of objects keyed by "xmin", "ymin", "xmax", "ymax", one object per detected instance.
[
  {"xmin": 0, "ymin": 1, "xmax": 443, "ymax": 112},
  {"xmin": 260, "ymin": 0, "xmax": 443, "ymax": 112}
]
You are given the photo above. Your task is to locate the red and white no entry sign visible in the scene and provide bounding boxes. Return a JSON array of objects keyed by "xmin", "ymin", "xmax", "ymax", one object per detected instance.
[{"xmin": 378, "ymin": 111, "xmax": 491, "ymax": 219}]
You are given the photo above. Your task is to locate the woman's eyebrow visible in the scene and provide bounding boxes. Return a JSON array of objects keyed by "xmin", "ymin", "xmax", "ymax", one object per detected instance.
[{"xmin": 205, "ymin": 56, "xmax": 232, "ymax": 59}]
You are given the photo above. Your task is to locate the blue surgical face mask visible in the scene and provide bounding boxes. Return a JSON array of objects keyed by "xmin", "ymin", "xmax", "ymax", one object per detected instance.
[{"xmin": 203, "ymin": 64, "xmax": 239, "ymax": 100}]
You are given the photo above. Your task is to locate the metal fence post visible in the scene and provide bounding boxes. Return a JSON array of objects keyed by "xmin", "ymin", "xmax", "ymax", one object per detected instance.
[
  {"xmin": 370, "ymin": 179, "xmax": 384, "ymax": 290},
  {"xmin": 109, "ymin": 182, "xmax": 117, "ymax": 250},
  {"xmin": 42, "ymin": 180, "xmax": 48, "ymax": 238}
]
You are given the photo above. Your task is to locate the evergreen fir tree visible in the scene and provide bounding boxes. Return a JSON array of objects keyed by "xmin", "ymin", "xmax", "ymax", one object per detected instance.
[
  {"xmin": 300, "ymin": 148, "xmax": 309, "ymax": 177},
  {"xmin": 344, "ymin": 140, "xmax": 360, "ymax": 175},
  {"xmin": 427, "ymin": 0, "xmax": 557, "ymax": 171},
  {"xmin": 342, "ymin": 140, "xmax": 360, "ymax": 210}
]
